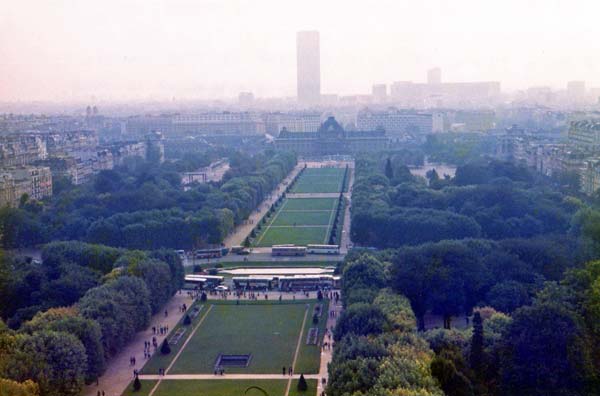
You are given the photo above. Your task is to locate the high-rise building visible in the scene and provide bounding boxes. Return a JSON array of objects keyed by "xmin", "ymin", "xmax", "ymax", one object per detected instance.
[
  {"xmin": 238, "ymin": 92, "xmax": 255, "ymax": 106},
  {"xmin": 372, "ymin": 84, "xmax": 387, "ymax": 103},
  {"xmin": 567, "ymin": 81, "xmax": 586, "ymax": 103},
  {"xmin": 428, "ymin": 67, "xmax": 442, "ymax": 85},
  {"xmin": 296, "ymin": 31, "xmax": 321, "ymax": 106}
]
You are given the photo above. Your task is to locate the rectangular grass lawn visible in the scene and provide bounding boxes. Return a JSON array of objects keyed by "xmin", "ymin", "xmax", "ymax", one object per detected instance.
[
  {"xmin": 291, "ymin": 168, "xmax": 346, "ymax": 194},
  {"xmin": 272, "ymin": 211, "xmax": 332, "ymax": 226},
  {"xmin": 283, "ymin": 198, "xmax": 338, "ymax": 211},
  {"xmin": 153, "ymin": 379, "xmax": 288, "ymax": 396},
  {"xmin": 170, "ymin": 303, "xmax": 307, "ymax": 374},
  {"xmin": 256, "ymin": 226, "xmax": 329, "ymax": 247},
  {"xmin": 254, "ymin": 198, "xmax": 337, "ymax": 247}
]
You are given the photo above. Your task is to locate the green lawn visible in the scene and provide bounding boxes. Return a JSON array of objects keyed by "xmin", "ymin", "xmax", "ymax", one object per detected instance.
[
  {"xmin": 283, "ymin": 198, "xmax": 338, "ymax": 211},
  {"xmin": 254, "ymin": 198, "xmax": 338, "ymax": 247},
  {"xmin": 291, "ymin": 168, "xmax": 346, "ymax": 194},
  {"xmin": 295, "ymin": 300, "xmax": 330, "ymax": 374},
  {"xmin": 256, "ymin": 226, "xmax": 329, "ymax": 247},
  {"xmin": 170, "ymin": 303, "xmax": 308, "ymax": 374},
  {"xmin": 272, "ymin": 211, "xmax": 332, "ymax": 226},
  {"xmin": 289, "ymin": 378, "xmax": 319, "ymax": 396},
  {"xmin": 122, "ymin": 379, "xmax": 318, "ymax": 396},
  {"xmin": 153, "ymin": 379, "xmax": 288, "ymax": 396},
  {"xmin": 121, "ymin": 380, "xmax": 157, "ymax": 396}
]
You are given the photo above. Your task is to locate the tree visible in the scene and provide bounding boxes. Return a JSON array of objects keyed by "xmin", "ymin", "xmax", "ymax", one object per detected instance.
[
  {"xmin": 22, "ymin": 309, "xmax": 106, "ymax": 384},
  {"xmin": 335, "ymin": 303, "xmax": 386, "ymax": 341},
  {"xmin": 486, "ymin": 281, "xmax": 530, "ymax": 313},
  {"xmin": 500, "ymin": 302, "xmax": 594, "ymax": 396},
  {"xmin": 160, "ymin": 339, "xmax": 171, "ymax": 355},
  {"xmin": 431, "ymin": 355, "xmax": 474, "ymax": 396},
  {"xmin": 201, "ymin": 292, "xmax": 207, "ymax": 302},
  {"xmin": 297, "ymin": 374, "xmax": 308, "ymax": 392},
  {"xmin": 133, "ymin": 375, "xmax": 141, "ymax": 391},
  {"xmin": 470, "ymin": 311, "xmax": 483, "ymax": 374},
  {"xmin": 317, "ymin": 290, "xmax": 323, "ymax": 300},
  {"xmin": 4, "ymin": 331, "xmax": 87, "ymax": 396},
  {"xmin": 384, "ymin": 158, "xmax": 394, "ymax": 179},
  {"xmin": 312, "ymin": 313, "xmax": 319, "ymax": 325},
  {"xmin": 0, "ymin": 378, "xmax": 40, "ymax": 396},
  {"xmin": 183, "ymin": 315, "xmax": 192, "ymax": 326}
]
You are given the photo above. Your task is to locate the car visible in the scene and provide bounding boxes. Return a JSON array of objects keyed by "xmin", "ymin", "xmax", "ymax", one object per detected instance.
[{"xmin": 214, "ymin": 285, "xmax": 229, "ymax": 291}]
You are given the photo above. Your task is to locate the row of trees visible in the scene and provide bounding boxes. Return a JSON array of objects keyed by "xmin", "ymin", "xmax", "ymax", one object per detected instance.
[
  {"xmin": 0, "ymin": 150, "xmax": 296, "ymax": 250},
  {"xmin": 327, "ymin": 254, "xmax": 443, "ymax": 396},
  {"xmin": 1, "ymin": 241, "xmax": 184, "ymax": 329},
  {"xmin": 0, "ymin": 242, "xmax": 184, "ymax": 395}
]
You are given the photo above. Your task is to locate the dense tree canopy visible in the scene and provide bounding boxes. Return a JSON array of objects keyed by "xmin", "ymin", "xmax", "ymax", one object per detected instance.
[{"xmin": 0, "ymin": 150, "xmax": 296, "ymax": 250}]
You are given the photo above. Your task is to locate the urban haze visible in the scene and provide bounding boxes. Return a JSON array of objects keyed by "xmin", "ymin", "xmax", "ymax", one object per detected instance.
[{"xmin": 1, "ymin": 2, "xmax": 600, "ymax": 396}]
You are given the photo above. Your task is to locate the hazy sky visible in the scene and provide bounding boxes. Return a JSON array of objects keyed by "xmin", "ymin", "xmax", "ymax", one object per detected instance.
[{"xmin": 1, "ymin": 0, "xmax": 600, "ymax": 102}]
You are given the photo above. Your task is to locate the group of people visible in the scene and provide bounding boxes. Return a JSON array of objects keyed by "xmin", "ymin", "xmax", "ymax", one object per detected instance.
[
  {"xmin": 142, "ymin": 338, "xmax": 158, "ymax": 359},
  {"xmin": 282, "ymin": 366, "xmax": 294, "ymax": 376},
  {"xmin": 152, "ymin": 325, "xmax": 170, "ymax": 335},
  {"xmin": 178, "ymin": 303, "xmax": 188, "ymax": 313},
  {"xmin": 322, "ymin": 328, "xmax": 334, "ymax": 351},
  {"xmin": 129, "ymin": 356, "xmax": 137, "ymax": 366},
  {"xmin": 157, "ymin": 368, "xmax": 166, "ymax": 375},
  {"xmin": 213, "ymin": 367, "xmax": 226, "ymax": 375}
]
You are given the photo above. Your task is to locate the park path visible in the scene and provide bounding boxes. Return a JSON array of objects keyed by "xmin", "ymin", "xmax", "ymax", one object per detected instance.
[
  {"xmin": 316, "ymin": 298, "xmax": 342, "ymax": 396},
  {"xmin": 222, "ymin": 162, "xmax": 305, "ymax": 248},
  {"xmin": 82, "ymin": 293, "xmax": 193, "ymax": 396}
]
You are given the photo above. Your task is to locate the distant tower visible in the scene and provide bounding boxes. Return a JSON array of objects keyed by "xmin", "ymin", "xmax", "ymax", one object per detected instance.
[
  {"xmin": 428, "ymin": 67, "xmax": 442, "ymax": 85},
  {"xmin": 296, "ymin": 31, "xmax": 321, "ymax": 106},
  {"xmin": 567, "ymin": 81, "xmax": 586, "ymax": 103},
  {"xmin": 92, "ymin": 105, "xmax": 98, "ymax": 115},
  {"xmin": 372, "ymin": 84, "xmax": 387, "ymax": 103},
  {"xmin": 86, "ymin": 106, "xmax": 92, "ymax": 117},
  {"xmin": 238, "ymin": 92, "xmax": 255, "ymax": 106}
]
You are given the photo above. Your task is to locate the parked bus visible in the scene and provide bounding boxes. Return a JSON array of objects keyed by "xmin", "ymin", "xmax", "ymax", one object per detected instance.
[
  {"xmin": 194, "ymin": 247, "xmax": 229, "ymax": 259},
  {"xmin": 271, "ymin": 245, "xmax": 307, "ymax": 256},
  {"xmin": 278, "ymin": 275, "xmax": 341, "ymax": 291},
  {"xmin": 306, "ymin": 244, "xmax": 340, "ymax": 255},
  {"xmin": 184, "ymin": 274, "xmax": 224, "ymax": 289},
  {"xmin": 232, "ymin": 276, "xmax": 274, "ymax": 290}
]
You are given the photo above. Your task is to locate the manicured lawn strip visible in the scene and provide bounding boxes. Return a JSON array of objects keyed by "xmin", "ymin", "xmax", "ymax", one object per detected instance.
[
  {"xmin": 170, "ymin": 303, "xmax": 307, "ymax": 374},
  {"xmin": 295, "ymin": 300, "xmax": 330, "ymax": 374},
  {"xmin": 283, "ymin": 198, "xmax": 338, "ymax": 211},
  {"xmin": 289, "ymin": 379, "xmax": 319, "ymax": 396},
  {"xmin": 153, "ymin": 379, "xmax": 288, "ymax": 396},
  {"xmin": 121, "ymin": 380, "xmax": 157, "ymax": 396},
  {"xmin": 256, "ymin": 227, "xmax": 329, "ymax": 247},
  {"xmin": 141, "ymin": 302, "xmax": 206, "ymax": 375},
  {"xmin": 272, "ymin": 211, "xmax": 333, "ymax": 226},
  {"xmin": 291, "ymin": 168, "xmax": 345, "ymax": 194}
]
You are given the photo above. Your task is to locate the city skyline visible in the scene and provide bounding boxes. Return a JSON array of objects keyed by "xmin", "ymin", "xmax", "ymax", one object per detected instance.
[{"xmin": 2, "ymin": 0, "xmax": 600, "ymax": 102}]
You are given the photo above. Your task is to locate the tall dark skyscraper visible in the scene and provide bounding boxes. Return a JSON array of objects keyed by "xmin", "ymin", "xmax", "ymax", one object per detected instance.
[{"xmin": 296, "ymin": 31, "xmax": 321, "ymax": 106}]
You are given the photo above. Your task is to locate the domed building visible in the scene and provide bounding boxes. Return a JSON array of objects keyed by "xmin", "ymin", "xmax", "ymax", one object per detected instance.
[{"xmin": 274, "ymin": 116, "xmax": 388, "ymax": 155}]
